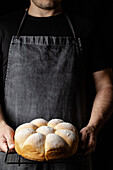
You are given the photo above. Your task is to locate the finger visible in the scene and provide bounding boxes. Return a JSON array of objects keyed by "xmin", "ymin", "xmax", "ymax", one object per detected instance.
[
  {"xmin": 0, "ymin": 139, "xmax": 8, "ymax": 153},
  {"xmin": 79, "ymin": 131, "xmax": 87, "ymax": 150},
  {"xmin": 84, "ymin": 134, "xmax": 96, "ymax": 155}
]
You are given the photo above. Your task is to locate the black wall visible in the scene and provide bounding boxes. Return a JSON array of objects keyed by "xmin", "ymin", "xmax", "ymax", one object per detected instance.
[{"xmin": 0, "ymin": 1, "xmax": 113, "ymax": 170}]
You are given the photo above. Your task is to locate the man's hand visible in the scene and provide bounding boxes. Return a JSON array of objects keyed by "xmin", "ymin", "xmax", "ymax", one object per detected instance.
[
  {"xmin": 79, "ymin": 125, "xmax": 97, "ymax": 155},
  {"xmin": 0, "ymin": 121, "xmax": 15, "ymax": 152}
]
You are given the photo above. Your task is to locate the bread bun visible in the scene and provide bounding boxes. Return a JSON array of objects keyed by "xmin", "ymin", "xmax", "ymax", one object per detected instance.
[{"xmin": 14, "ymin": 118, "xmax": 79, "ymax": 161}]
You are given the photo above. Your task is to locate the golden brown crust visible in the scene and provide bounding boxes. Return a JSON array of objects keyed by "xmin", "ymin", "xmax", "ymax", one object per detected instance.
[
  {"xmin": 15, "ymin": 123, "xmax": 38, "ymax": 133},
  {"xmin": 47, "ymin": 119, "xmax": 64, "ymax": 128},
  {"xmin": 45, "ymin": 133, "xmax": 70, "ymax": 160},
  {"xmin": 54, "ymin": 122, "xmax": 77, "ymax": 132},
  {"xmin": 15, "ymin": 128, "xmax": 36, "ymax": 155},
  {"xmin": 22, "ymin": 133, "xmax": 45, "ymax": 161},
  {"xmin": 30, "ymin": 118, "xmax": 48, "ymax": 127},
  {"xmin": 55, "ymin": 129, "xmax": 79, "ymax": 155}
]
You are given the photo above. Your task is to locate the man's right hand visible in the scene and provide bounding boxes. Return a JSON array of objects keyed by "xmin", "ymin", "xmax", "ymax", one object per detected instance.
[{"xmin": 0, "ymin": 121, "xmax": 15, "ymax": 153}]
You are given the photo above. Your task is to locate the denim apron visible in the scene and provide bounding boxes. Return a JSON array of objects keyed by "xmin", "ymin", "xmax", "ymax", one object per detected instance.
[{"xmin": 0, "ymin": 10, "xmax": 92, "ymax": 170}]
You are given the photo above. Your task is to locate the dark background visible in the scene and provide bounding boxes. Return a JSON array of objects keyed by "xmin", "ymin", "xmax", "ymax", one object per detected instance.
[{"xmin": 0, "ymin": 0, "xmax": 113, "ymax": 170}]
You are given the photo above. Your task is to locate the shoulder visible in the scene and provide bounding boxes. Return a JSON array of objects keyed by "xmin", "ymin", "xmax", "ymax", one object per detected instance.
[
  {"xmin": 0, "ymin": 9, "xmax": 25, "ymax": 24},
  {"xmin": 0, "ymin": 9, "xmax": 25, "ymax": 36},
  {"xmin": 67, "ymin": 12, "xmax": 95, "ymax": 40}
]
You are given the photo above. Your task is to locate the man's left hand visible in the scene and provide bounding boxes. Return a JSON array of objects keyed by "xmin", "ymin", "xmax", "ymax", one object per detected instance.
[{"xmin": 79, "ymin": 125, "xmax": 97, "ymax": 155}]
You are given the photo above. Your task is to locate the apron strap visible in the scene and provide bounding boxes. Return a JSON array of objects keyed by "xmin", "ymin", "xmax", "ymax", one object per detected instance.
[
  {"xmin": 64, "ymin": 13, "xmax": 83, "ymax": 54},
  {"xmin": 16, "ymin": 8, "xmax": 28, "ymax": 39},
  {"xmin": 64, "ymin": 13, "xmax": 76, "ymax": 39}
]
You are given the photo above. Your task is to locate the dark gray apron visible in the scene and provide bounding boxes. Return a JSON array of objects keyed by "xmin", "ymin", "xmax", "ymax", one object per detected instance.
[{"xmin": 0, "ymin": 10, "xmax": 92, "ymax": 170}]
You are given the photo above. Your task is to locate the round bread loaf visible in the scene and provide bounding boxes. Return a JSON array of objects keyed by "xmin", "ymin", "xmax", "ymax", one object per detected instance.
[{"xmin": 14, "ymin": 118, "xmax": 79, "ymax": 161}]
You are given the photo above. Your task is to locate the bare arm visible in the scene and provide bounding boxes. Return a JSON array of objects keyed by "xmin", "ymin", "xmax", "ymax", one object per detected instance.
[
  {"xmin": 80, "ymin": 68, "xmax": 113, "ymax": 154},
  {"xmin": 88, "ymin": 68, "xmax": 113, "ymax": 131}
]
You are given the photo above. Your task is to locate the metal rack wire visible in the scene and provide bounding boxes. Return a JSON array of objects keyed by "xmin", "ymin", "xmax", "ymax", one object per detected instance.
[{"xmin": 4, "ymin": 148, "xmax": 85, "ymax": 166}]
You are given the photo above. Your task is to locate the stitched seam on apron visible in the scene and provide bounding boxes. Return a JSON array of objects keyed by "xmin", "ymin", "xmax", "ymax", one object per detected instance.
[{"xmin": 4, "ymin": 42, "xmax": 13, "ymax": 88}]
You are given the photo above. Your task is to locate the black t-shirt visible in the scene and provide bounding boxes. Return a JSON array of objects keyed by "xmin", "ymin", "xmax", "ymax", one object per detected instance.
[{"xmin": 0, "ymin": 9, "xmax": 111, "ymax": 104}]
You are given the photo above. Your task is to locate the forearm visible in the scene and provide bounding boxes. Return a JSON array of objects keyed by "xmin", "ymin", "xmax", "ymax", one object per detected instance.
[
  {"xmin": 0, "ymin": 105, "xmax": 6, "ymax": 124},
  {"xmin": 88, "ymin": 84, "xmax": 113, "ymax": 133}
]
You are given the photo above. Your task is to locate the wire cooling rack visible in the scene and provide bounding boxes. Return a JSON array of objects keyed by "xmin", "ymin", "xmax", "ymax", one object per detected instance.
[
  {"xmin": 4, "ymin": 148, "xmax": 37, "ymax": 165},
  {"xmin": 4, "ymin": 148, "xmax": 85, "ymax": 166}
]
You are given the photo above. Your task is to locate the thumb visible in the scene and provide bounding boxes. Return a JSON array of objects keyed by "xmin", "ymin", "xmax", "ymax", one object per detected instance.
[
  {"xmin": 7, "ymin": 131, "xmax": 15, "ymax": 150},
  {"xmin": 8, "ymin": 143, "xmax": 15, "ymax": 150}
]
